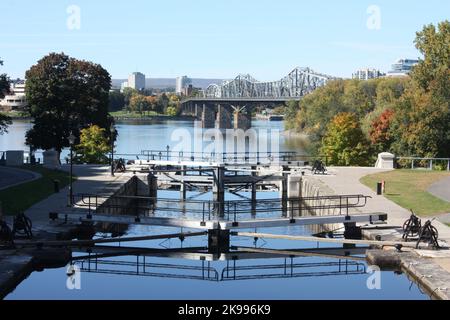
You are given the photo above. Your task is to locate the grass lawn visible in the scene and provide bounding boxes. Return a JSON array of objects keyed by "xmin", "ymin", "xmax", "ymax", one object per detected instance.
[
  {"xmin": 0, "ymin": 165, "xmax": 73, "ymax": 216},
  {"xmin": 360, "ymin": 170, "xmax": 450, "ymax": 217}
]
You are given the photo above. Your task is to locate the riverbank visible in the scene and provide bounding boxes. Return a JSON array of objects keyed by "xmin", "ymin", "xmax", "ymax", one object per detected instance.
[{"xmin": 0, "ymin": 112, "xmax": 196, "ymax": 122}]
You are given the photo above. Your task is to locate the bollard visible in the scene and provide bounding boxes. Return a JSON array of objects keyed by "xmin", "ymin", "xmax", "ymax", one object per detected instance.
[
  {"xmin": 53, "ymin": 179, "xmax": 60, "ymax": 193},
  {"xmin": 377, "ymin": 182, "xmax": 383, "ymax": 195}
]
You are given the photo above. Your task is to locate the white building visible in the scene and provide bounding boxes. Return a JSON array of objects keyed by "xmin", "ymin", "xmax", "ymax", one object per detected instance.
[
  {"xmin": 387, "ymin": 58, "xmax": 419, "ymax": 77},
  {"xmin": 176, "ymin": 76, "xmax": 191, "ymax": 94},
  {"xmin": 120, "ymin": 81, "xmax": 129, "ymax": 92},
  {"xmin": 0, "ymin": 80, "xmax": 27, "ymax": 111},
  {"xmin": 352, "ymin": 68, "xmax": 385, "ymax": 80},
  {"xmin": 127, "ymin": 72, "xmax": 146, "ymax": 91}
]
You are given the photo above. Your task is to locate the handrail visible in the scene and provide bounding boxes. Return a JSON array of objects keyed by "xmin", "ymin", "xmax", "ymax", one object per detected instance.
[{"xmin": 71, "ymin": 193, "xmax": 371, "ymax": 223}]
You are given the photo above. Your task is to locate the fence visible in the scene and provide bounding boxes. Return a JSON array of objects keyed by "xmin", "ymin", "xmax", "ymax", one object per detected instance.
[{"xmin": 396, "ymin": 157, "xmax": 450, "ymax": 171}]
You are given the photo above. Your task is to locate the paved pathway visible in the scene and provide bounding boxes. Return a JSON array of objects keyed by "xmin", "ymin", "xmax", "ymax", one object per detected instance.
[
  {"xmin": 4, "ymin": 165, "xmax": 131, "ymax": 224},
  {"xmin": 0, "ymin": 167, "xmax": 41, "ymax": 191},
  {"xmin": 310, "ymin": 167, "xmax": 450, "ymax": 243},
  {"xmin": 428, "ymin": 176, "xmax": 450, "ymax": 202}
]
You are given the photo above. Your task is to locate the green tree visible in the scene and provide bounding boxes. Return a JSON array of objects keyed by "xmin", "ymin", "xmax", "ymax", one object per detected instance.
[
  {"xmin": 108, "ymin": 90, "xmax": 125, "ymax": 112},
  {"xmin": 157, "ymin": 93, "xmax": 169, "ymax": 113},
  {"xmin": 24, "ymin": 53, "xmax": 113, "ymax": 159},
  {"xmin": 0, "ymin": 58, "xmax": 12, "ymax": 134},
  {"xmin": 391, "ymin": 20, "xmax": 450, "ymax": 158},
  {"xmin": 284, "ymin": 100, "xmax": 300, "ymax": 129},
  {"xmin": 391, "ymin": 88, "xmax": 450, "ymax": 157},
  {"xmin": 74, "ymin": 125, "xmax": 110, "ymax": 164},
  {"xmin": 166, "ymin": 105, "xmax": 178, "ymax": 116},
  {"xmin": 122, "ymin": 87, "xmax": 138, "ymax": 108},
  {"xmin": 129, "ymin": 94, "xmax": 151, "ymax": 114},
  {"xmin": 320, "ymin": 112, "xmax": 371, "ymax": 166},
  {"xmin": 342, "ymin": 80, "xmax": 377, "ymax": 117},
  {"xmin": 413, "ymin": 20, "xmax": 450, "ymax": 100}
]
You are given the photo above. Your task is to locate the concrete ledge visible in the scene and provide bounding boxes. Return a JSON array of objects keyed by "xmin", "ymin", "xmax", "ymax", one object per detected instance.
[{"xmin": 367, "ymin": 249, "xmax": 450, "ymax": 300}]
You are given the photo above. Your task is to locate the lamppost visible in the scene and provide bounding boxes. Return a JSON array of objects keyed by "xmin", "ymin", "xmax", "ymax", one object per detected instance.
[
  {"xmin": 68, "ymin": 132, "xmax": 76, "ymax": 206},
  {"xmin": 110, "ymin": 124, "xmax": 116, "ymax": 177}
]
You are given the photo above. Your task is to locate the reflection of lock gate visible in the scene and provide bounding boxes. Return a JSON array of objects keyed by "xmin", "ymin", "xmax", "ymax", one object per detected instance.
[{"xmin": 71, "ymin": 254, "xmax": 367, "ymax": 282}]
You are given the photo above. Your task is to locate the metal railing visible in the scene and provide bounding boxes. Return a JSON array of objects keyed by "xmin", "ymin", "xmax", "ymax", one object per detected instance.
[
  {"xmin": 71, "ymin": 193, "xmax": 371, "ymax": 224},
  {"xmin": 396, "ymin": 157, "xmax": 450, "ymax": 171}
]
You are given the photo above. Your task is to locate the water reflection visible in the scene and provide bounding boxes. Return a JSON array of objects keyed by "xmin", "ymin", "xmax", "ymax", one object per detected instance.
[{"xmin": 70, "ymin": 247, "xmax": 368, "ymax": 282}]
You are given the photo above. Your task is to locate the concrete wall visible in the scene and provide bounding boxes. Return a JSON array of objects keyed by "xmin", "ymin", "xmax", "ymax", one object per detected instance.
[
  {"xmin": 96, "ymin": 175, "xmax": 149, "ymax": 215},
  {"xmin": 294, "ymin": 175, "xmax": 342, "ymax": 232}
]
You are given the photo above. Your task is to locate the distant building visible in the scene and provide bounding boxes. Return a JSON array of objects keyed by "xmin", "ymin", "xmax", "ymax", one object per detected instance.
[
  {"xmin": 127, "ymin": 72, "xmax": 146, "ymax": 91},
  {"xmin": 176, "ymin": 76, "xmax": 192, "ymax": 94},
  {"xmin": 352, "ymin": 68, "xmax": 385, "ymax": 80},
  {"xmin": 0, "ymin": 79, "xmax": 27, "ymax": 111},
  {"xmin": 387, "ymin": 58, "xmax": 419, "ymax": 77},
  {"xmin": 182, "ymin": 84, "xmax": 199, "ymax": 97},
  {"xmin": 120, "ymin": 81, "xmax": 129, "ymax": 92}
]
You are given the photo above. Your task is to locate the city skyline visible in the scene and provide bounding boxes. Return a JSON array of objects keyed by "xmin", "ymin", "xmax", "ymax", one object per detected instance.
[{"xmin": 0, "ymin": 0, "xmax": 449, "ymax": 80}]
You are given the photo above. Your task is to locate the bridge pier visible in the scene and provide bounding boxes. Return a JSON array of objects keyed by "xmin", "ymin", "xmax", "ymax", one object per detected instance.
[
  {"xmin": 194, "ymin": 103, "xmax": 202, "ymax": 119},
  {"xmin": 216, "ymin": 104, "xmax": 232, "ymax": 129},
  {"xmin": 233, "ymin": 108, "xmax": 251, "ymax": 130},
  {"xmin": 201, "ymin": 104, "xmax": 215, "ymax": 128}
]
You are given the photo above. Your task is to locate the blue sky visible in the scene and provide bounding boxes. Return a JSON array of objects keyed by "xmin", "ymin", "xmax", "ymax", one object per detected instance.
[{"xmin": 0, "ymin": 0, "xmax": 449, "ymax": 80}]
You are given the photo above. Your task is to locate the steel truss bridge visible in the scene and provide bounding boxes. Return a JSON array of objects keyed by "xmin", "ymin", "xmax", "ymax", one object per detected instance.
[{"xmin": 203, "ymin": 67, "xmax": 335, "ymax": 99}]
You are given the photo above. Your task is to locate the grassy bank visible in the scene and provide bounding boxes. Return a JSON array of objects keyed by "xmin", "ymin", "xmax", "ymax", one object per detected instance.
[
  {"xmin": 1, "ymin": 110, "xmax": 31, "ymax": 119},
  {"xmin": 360, "ymin": 170, "xmax": 450, "ymax": 216},
  {"xmin": 0, "ymin": 165, "xmax": 73, "ymax": 216},
  {"xmin": 109, "ymin": 110, "xmax": 163, "ymax": 118}
]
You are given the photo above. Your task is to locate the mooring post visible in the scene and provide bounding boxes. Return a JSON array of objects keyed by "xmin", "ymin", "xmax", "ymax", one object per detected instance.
[
  {"xmin": 208, "ymin": 229, "xmax": 230, "ymax": 254},
  {"xmin": 147, "ymin": 172, "xmax": 158, "ymax": 205},
  {"xmin": 280, "ymin": 165, "xmax": 290, "ymax": 215},
  {"xmin": 251, "ymin": 166, "xmax": 257, "ymax": 217},
  {"xmin": 212, "ymin": 165, "xmax": 225, "ymax": 216},
  {"xmin": 180, "ymin": 165, "xmax": 186, "ymax": 200}
]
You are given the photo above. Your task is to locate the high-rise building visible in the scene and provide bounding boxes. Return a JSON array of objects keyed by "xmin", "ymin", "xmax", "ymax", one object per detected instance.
[
  {"xmin": 128, "ymin": 72, "xmax": 146, "ymax": 91},
  {"xmin": 176, "ymin": 76, "xmax": 192, "ymax": 94},
  {"xmin": 387, "ymin": 58, "xmax": 419, "ymax": 77},
  {"xmin": 352, "ymin": 68, "xmax": 385, "ymax": 80}
]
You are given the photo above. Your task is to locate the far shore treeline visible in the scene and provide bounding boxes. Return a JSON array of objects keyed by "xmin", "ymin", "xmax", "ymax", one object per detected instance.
[{"xmin": 284, "ymin": 20, "xmax": 450, "ymax": 166}]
